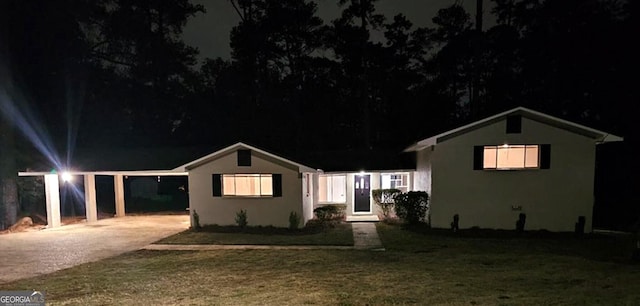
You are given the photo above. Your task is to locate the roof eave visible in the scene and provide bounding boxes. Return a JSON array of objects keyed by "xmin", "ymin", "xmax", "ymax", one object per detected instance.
[
  {"xmin": 412, "ymin": 106, "xmax": 624, "ymax": 147},
  {"xmin": 178, "ymin": 142, "xmax": 317, "ymax": 173},
  {"xmin": 404, "ymin": 137, "xmax": 437, "ymax": 152},
  {"xmin": 599, "ymin": 134, "xmax": 624, "ymax": 143}
]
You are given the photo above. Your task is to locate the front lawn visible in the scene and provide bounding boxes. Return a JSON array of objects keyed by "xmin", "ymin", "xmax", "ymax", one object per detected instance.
[
  {"xmin": 154, "ymin": 223, "xmax": 354, "ymax": 246},
  {"xmin": 2, "ymin": 223, "xmax": 639, "ymax": 305}
]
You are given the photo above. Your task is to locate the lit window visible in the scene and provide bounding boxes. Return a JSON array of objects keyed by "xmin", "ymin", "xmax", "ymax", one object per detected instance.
[
  {"xmin": 319, "ymin": 175, "xmax": 346, "ymax": 203},
  {"xmin": 381, "ymin": 173, "xmax": 409, "ymax": 192},
  {"xmin": 483, "ymin": 145, "xmax": 539, "ymax": 170},
  {"xmin": 222, "ymin": 174, "xmax": 273, "ymax": 196}
]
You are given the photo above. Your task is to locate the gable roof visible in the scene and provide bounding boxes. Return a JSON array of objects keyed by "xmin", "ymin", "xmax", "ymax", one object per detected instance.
[
  {"xmin": 405, "ymin": 106, "xmax": 623, "ymax": 152},
  {"xmin": 174, "ymin": 142, "xmax": 318, "ymax": 173}
]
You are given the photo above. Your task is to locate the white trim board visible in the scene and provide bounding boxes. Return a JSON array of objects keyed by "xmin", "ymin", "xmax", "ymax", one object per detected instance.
[{"xmin": 405, "ymin": 106, "xmax": 623, "ymax": 152}]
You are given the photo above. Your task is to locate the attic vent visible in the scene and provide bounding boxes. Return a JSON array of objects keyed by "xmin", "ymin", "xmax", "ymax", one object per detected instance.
[
  {"xmin": 237, "ymin": 150, "xmax": 251, "ymax": 166},
  {"xmin": 506, "ymin": 115, "xmax": 522, "ymax": 134}
]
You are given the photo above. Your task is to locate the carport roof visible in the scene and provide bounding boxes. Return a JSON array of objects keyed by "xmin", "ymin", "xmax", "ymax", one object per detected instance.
[
  {"xmin": 18, "ymin": 146, "xmax": 214, "ymax": 176},
  {"xmin": 18, "ymin": 142, "xmax": 416, "ymax": 177}
]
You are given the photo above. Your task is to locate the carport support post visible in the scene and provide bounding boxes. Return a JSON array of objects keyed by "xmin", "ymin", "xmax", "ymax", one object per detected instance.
[
  {"xmin": 44, "ymin": 174, "xmax": 61, "ymax": 228},
  {"xmin": 84, "ymin": 174, "xmax": 98, "ymax": 222},
  {"xmin": 114, "ymin": 174, "xmax": 125, "ymax": 217}
]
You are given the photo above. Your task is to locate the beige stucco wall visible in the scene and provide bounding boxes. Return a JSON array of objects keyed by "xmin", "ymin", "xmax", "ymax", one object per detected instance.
[
  {"xmin": 188, "ymin": 151, "xmax": 304, "ymax": 228},
  {"xmin": 313, "ymin": 172, "xmax": 416, "ymax": 218},
  {"xmin": 312, "ymin": 172, "xmax": 380, "ymax": 216},
  {"xmin": 414, "ymin": 149, "xmax": 432, "ymax": 194},
  {"xmin": 301, "ymin": 173, "xmax": 314, "ymax": 224},
  {"xmin": 427, "ymin": 117, "xmax": 596, "ymax": 232}
]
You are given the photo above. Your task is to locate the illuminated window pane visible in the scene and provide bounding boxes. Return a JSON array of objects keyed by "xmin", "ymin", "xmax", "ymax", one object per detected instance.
[
  {"xmin": 483, "ymin": 144, "xmax": 540, "ymax": 170},
  {"xmin": 525, "ymin": 145, "xmax": 539, "ymax": 168},
  {"xmin": 497, "ymin": 145, "xmax": 525, "ymax": 168},
  {"xmin": 318, "ymin": 176, "xmax": 328, "ymax": 202},
  {"xmin": 381, "ymin": 175, "xmax": 391, "ymax": 189},
  {"xmin": 319, "ymin": 175, "xmax": 346, "ymax": 203},
  {"xmin": 223, "ymin": 175, "xmax": 236, "ymax": 195},
  {"xmin": 483, "ymin": 147, "xmax": 497, "ymax": 169},
  {"xmin": 222, "ymin": 174, "xmax": 274, "ymax": 196},
  {"xmin": 381, "ymin": 173, "xmax": 409, "ymax": 192},
  {"xmin": 260, "ymin": 175, "xmax": 273, "ymax": 196},
  {"xmin": 234, "ymin": 175, "xmax": 258, "ymax": 196},
  {"xmin": 333, "ymin": 175, "xmax": 346, "ymax": 202}
]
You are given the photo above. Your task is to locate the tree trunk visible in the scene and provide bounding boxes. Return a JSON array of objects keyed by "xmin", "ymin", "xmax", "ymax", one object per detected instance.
[
  {"xmin": 0, "ymin": 118, "xmax": 19, "ymax": 230},
  {"xmin": 360, "ymin": 1, "xmax": 371, "ymax": 150},
  {"xmin": 1, "ymin": 178, "xmax": 18, "ymax": 229}
]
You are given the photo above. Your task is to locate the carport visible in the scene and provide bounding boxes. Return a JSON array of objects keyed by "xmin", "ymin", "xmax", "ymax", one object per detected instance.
[{"xmin": 18, "ymin": 170, "xmax": 187, "ymax": 228}]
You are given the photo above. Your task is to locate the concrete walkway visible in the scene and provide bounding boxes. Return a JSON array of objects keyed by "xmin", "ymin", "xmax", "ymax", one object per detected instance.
[
  {"xmin": 352, "ymin": 222, "xmax": 385, "ymax": 250},
  {"xmin": 143, "ymin": 244, "xmax": 353, "ymax": 251},
  {"xmin": 0, "ymin": 215, "xmax": 189, "ymax": 284}
]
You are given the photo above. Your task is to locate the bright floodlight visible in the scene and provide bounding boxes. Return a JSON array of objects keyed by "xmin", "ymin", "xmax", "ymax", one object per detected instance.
[{"xmin": 61, "ymin": 172, "xmax": 73, "ymax": 182}]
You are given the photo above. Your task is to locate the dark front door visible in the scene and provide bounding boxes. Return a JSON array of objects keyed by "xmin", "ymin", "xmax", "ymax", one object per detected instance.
[{"xmin": 354, "ymin": 174, "xmax": 371, "ymax": 212}]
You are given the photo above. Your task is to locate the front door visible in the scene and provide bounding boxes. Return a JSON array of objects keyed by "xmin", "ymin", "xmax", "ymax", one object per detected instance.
[{"xmin": 354, "ymin": 174, "xmax": 370, "ymax": 213}]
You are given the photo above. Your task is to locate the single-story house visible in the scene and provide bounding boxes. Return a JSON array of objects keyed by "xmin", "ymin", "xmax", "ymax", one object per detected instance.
[
  {"xmin": 18, "ymin": 107, "xmax": 622, "ymax": 232},
  {"xmin": 404, "ymin": 106, "xmax": 622, "ymax": 232},
  {"xmin": 172, "ymin": 143, "xmax": 318, "ymax": 227},
  {"xmin": 171, "ymin": 143, "xmax": 415, "ymax": 227}
]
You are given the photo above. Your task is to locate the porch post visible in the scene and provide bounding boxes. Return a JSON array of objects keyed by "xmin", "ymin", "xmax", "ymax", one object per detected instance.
[
  {"xmin": 44, "ymin": 174, "xmax": 61, "ymax": 228},
  {"xmin": 84, "ymin": 174, "xmax": 98, "ymax": 222},
  {"xmin": 114, "ymin": 174, "xmax": 125, "ymax": 217}
]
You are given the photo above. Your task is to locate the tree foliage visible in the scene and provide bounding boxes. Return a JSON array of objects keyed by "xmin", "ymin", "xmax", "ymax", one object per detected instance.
[
  {"xmin": 0, "ymin": 0, "xmax": 635, "ymax": 229},
  {"xmin": 394, "ymin": 191, "xmax": 430, "ymax": 225}
]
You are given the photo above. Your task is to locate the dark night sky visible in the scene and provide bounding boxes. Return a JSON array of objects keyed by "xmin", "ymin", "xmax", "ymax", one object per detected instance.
[{"xmin": 183, "ymin": 0, "xmax": 496, "ymax": 60}]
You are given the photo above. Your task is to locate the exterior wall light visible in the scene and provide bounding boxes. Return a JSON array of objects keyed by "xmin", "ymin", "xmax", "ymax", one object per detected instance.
[{"xmin": 61, "ymin": 172, "xmax": 73, "ymax": 182}]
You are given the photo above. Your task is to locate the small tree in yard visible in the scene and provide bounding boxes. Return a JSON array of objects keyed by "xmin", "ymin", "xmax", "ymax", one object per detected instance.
[
  {"xmin": 372, "ymin": 189, "xmax": 402, "ymax": 219},
  {"xmin": 235, "ymin": 209, "xmax": 248, "ymax": 228},
  {"xmin": 394, "ymin": 191, "xmax": 429, "ymax": 225},
  {"xmin": 289, "ymin": 211, "xmax": 300, "ymax": 230},
  {"xmin": 192, "ymin": 210, "xmax": 201, "ymax": 231}
]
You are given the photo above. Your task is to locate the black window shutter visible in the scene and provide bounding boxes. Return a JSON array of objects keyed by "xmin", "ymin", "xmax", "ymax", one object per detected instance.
[
  {"xmin": 212, "ymin": 174, "xmax": 222, "ymax": 196},
  {"xmin": 237, "ymin": 150, "xmax": 251, "ymax": 166},
  {"xmin": 506, "ymin": 115, "xmax": 522, "ymax": 134},
  {"xmin": 540, "ymin": 144, "xmax": 551, "ymax": 169},
  {"xmin": 272, "ymin": 174, "xmax": 282, "ymax": 197},
  {"xmin": 473, "ymin": 146, "xmax": 484, "ymax": 170}
]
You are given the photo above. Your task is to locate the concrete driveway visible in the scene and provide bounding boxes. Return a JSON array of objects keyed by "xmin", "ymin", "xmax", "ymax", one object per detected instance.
[{"xmin": 0, "ymin": 214, "xmax": 189, "ymax": 284}]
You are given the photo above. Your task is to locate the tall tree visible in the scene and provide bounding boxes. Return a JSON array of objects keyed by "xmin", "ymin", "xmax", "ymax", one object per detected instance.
[
  {"xmin": 332, "ymin": 0, "xmax": 385, "ymax": 149},
  {"xmin": 227, "ymin": 0, "xmax": 325, "ymax": 148},
  {"xmin": 375, "ymin": 14, "xmax": 432, "ymax": 146},
  {"xmin": 85, "ymin": 0, "xmax": 205, "ymax": 146},
  {"xmin": 428, "ymin": 4, "xmax": 474, "ymax": 119},
  {"xmin": 0, "ymin": 0, "xmax": 204, "ymax": 228}
]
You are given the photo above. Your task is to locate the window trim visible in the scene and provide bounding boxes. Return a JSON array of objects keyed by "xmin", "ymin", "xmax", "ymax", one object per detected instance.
[
  {"xmin": 380, "ymin": 173, "xmax": 410, "ymax": 192},
  {"xmin": 482, "ymin": 144, "xmax": 540, "ymax": 170},
  {"xmin": 222, "ymin": 173, "xmax": 274, "ymax": 197},
  {"xmin": 318, "ymin": 174, "xmax": 347, "ymax": 204}
]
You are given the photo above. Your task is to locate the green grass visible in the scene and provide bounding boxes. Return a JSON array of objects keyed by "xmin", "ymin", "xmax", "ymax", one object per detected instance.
[
  {"xmin": 155, "ymin": 223, "xmax": 354, "ymax": 246},
  {"xmin": 2, "ymin": 223, "xmax": 640, "ymax": 305}
]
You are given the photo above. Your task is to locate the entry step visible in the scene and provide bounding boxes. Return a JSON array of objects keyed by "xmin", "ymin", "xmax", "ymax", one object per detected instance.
[{"xmin": 346, "ymin": 215, "xmax": 380, "ymax": 222}]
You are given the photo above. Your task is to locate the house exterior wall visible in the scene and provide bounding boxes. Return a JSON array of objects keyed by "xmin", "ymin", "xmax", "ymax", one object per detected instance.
[
  {"xmin": 429, "ymin": 117, "xmax": 596, "ymax": 232},
  {"xmin": 188, "ymin": 151, "xmax": 304, "ymax": 228},
  {"xmin": 414, "ymin": 149, "xmax": 432, "ymax": 194},
  {"xmin": 347, "ymin": 172, "xmax": 381, "ymax": 215},
  {"xmin": 301, "ymin": 173, "xmax": 314, "ymax": 224},
  {"xmin": 313, "ymin": 171, "xmax": 413, "ymax": 219}
]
